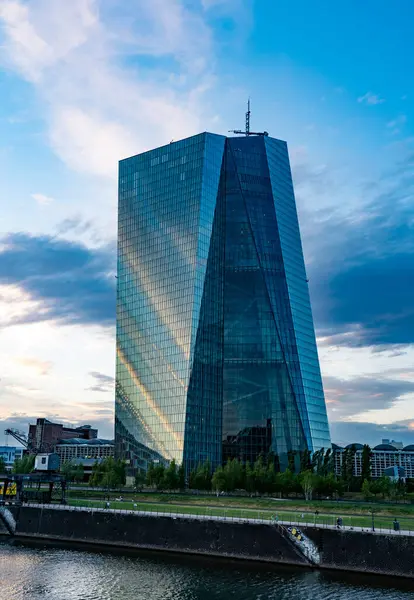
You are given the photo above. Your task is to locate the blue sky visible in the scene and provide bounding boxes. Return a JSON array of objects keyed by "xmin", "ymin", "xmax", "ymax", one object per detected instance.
[{"xmin": 0, "ymin": 0, "xmax": 413, "ymax": 447}]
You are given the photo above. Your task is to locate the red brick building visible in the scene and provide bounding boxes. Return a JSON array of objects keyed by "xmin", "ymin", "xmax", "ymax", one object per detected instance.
[{"xmin": 28, "ymin": 419, "xmax": 97, "ymax": 453}]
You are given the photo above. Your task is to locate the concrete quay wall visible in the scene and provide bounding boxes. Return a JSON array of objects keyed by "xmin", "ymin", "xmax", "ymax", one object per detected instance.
[
  {"xmin": 6, "ymin": 506, "xmax": 414, "ymax": 578},
  {"xmin": 303, "ymin": 525, "xmax": 414, "ymax": 578}
]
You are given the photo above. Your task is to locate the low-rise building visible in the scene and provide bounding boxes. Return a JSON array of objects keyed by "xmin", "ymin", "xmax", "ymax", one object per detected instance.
[
  {"xmin": 0, "ymin": 446, "xmax": 24, "ymax": 471},
  {"xmin": 55, "ymin": 438, "xmax": 114, "ymax": 463},
  {"xmin": 333, "ymin": 443, "xmax": 414, "ymax": 479},
  {"xmin": 28, "ymin": 418, "xmax": 98, "ymax": 454}
]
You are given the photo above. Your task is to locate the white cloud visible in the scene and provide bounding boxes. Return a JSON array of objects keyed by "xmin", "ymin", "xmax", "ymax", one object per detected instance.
[
  {"xmin": 357, "ymin": 92, "xmax": 385, "ymax": 105},
  {"xmin": 319, "ymin": 342, "xmax": 414, "ymax": 382},
  {"xmin": 14, "ymin": 357, "xmax": 53, "ymax": 376},
  {"xmin": 0, "ymin": 284, "xmax": 48, "ymax": 327},
  {"xmin": 0, "ymin": 0, "xmax": 98, "ymax": 81},
  {"xmin": 346, "ymin": 395, "xmax": 414, "ymax": 425},
  {"xmin": 386, "ymin": 114, "xmax": 407, "ymax": 135},
  {"xmin": 31, "ymin": 192, "xmax": 54, "ymax": 206},
  {"xmin": 0, "ymin": 0, "xmax": 215, "ymax": 179},
  {"xmin": 0, "ymin": 316, "xmax": 115, "ymax": 439}
]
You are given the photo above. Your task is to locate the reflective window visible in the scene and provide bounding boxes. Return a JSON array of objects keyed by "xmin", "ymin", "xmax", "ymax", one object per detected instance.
[{"xmin": 116, "ymin": 133, "xmax": 331, "ymax": 474}]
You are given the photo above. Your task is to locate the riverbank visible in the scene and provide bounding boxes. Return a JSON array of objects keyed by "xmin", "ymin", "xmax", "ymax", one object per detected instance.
[
  {"xmin": 2, "ymin": 504, "xmax": 414, "ymax": 579},
  {"xmin": 66, "ymin": 496, "xmax": 414, "ymax": 531}
]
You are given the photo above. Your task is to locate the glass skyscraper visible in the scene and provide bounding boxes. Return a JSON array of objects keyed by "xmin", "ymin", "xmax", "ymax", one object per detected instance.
[{"xmin": 116, "ymin": 132, "xmax": 331, "ymax": 474}]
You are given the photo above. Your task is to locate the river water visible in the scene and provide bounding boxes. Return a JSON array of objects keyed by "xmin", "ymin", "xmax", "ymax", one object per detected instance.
[{"xmin": 1, "ymin": 541, "xmax": 413, "ymax": 600}]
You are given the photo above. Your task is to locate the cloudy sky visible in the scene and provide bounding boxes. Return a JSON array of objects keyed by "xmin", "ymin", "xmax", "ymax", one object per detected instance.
[{"xmin": 0, "ymin": 0, "xmax": 413, "ymax": 447}]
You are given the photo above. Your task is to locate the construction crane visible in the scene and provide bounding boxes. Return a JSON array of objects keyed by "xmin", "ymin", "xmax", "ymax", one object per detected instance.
[
  {"xmin": 4, "ymin": 428, "xmax": 28, "ymax": 449},
  {"xmin": 229, "ymin": 99, "xmax": 269, "ymax": 137}
]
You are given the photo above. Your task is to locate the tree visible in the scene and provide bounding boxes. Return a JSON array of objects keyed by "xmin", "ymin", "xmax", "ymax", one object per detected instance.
[
  {"xmin": 101, "ymin": 469, "xmax": 120, "ymax": 489},
  {"xmin": 264, "ymin": 463, "xmax": 277, "ymax": 494},
  {"xmin": 252, "ymin": 457, "xmax": 267, "ymax": 493},
  {"xmin": 311, "ymin": 448, "xmax": 324, "ymax": 474},
  {"xmin": 189, "ymin": 460, "xmax": 212, "ymax": 490},
  {"xmin": 377, "ymin": 475, "xmax": 391, "ymax": 499},
  {"xmin": 299, "ymin": 470, "xmax": 317, "ymax": 501},
  {"xmin": 177, "ymin": 463, "xmax": 186, "ymax": 490},
  {"xmin": 316, "ymin": 473, "xmax": 341, "ymax": 498},
  {"xmin": 163, "ymin": 459, "xmax": 179, "ymax": 490},
  {"xmin": 406, "ymin": 478, "xmax": 414, "ymax": 493},
  {"xmin": 391, "ymin": 479, "xmax": 407, "ymax": 501},
  {"xmin": 0, "ymin": 456, "xmax": 6, "ymax": 473},
  {"xmin": 300, "ymin": 449, "xmax": 312, "ymax": 473},
  {"xmin": 61, "ymin": 460, "xmax": 80, "ymax": 482},
  {"xmin": 212, "ymin": 465, "xmax": 227, "ymax": 492},
  {"xmin": 369, "ymin": 477, "xmax": 382, "ymax": 498},
  {"xmin": 146, "ymin": 462, "xmax": 166, "ymax": 489},
  {"xmin": 89, "ymin": 457, "xmax": 126, "ymax": 488},
  {"xmin": 224, "ymin": 458, "xmax": 245, "ymax": 491},
  {"xmin": 145, "ymin": 462, "xmax": 156, "ymax": 487},
  {"xmin": 266, "ymin": 451, "xmax": 280, "ymax": 474},
  {"xmin": 89, "ymin": 461, "xmax": 103, "ymax": 486},
  {"xmin": 322, "ymin": 449, "xmax": 334, "ymax": 476},
  {"xmin": 135, "ymin": 470, "xmax": 146, "ymax": 490},
  {"xmin": 113, "ymin": 458, "xmax": 126, "ymax": 486},
  {"xmin": 361, "ymin": 445, "xmax": 372, "ymax": 482},
  {"xmin": 341, "ymin": 446, "xmax": 356, "ymax": 491},
  {"xmin": 74, "ymin": 464, "xmax": 84, "ymax": 483},
  {"xmin": 368, "ymin": 475, "xmax": 392, "ymax": 499},
  {"xmin": 13, "ymin": 455, "xmax": 35, "ymax": 474},
  {"xmin": 275, "ymin": 469, "xmax": 295, "ymax": 497},
  {"xmin": 287, "ymin": 450, "xmax": 297, "ymax": 473},
  {"xmin": 245, "ymin": 462, "xmax": 255, "ymax": 493},
  {"xmin": 362, "ymin": 478, "xmax": 373, "ymax": 501}
]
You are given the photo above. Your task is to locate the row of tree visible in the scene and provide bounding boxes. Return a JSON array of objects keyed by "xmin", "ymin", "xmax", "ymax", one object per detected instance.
[
  {"xmin": 137, "ymin": 446, "xmax": 413, "ymax": 501},
  {"xmin": 89, "ymin": 457, "xmax": 126, "ymax": 488},
  {"xmin": 137, "ymin": 455, "xmax": 344, "ymax": 500},
  {"xmin": 362, "ymin": 476, "xmax": 407, "ymax": 501},
  {"xmin": 143, "ymin": 460, "xmax": 186, "ymax": 490},
  {"xmin": 60, "ymin": 460, "xmax": 84, "ymax": 482}
]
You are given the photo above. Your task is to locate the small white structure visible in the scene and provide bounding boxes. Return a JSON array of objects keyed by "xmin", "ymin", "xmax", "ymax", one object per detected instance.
[{"xmin": 34, "ymin": 453, "xmax": 60, "ymax": 472}]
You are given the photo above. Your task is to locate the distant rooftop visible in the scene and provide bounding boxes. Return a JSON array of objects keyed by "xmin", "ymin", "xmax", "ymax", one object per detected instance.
[
  {"xmin": 56, "ymin": 438, "xmax": 113, "ymax": 446},
  {"xmin": 333, "ymin": 442, "xmax": 414, "ymax": 452}
]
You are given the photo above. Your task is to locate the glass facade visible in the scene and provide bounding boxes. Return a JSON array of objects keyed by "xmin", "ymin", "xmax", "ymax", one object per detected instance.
[{"xmin": 116, "ymin": 132, "xmax": 331, "ymax": 474}]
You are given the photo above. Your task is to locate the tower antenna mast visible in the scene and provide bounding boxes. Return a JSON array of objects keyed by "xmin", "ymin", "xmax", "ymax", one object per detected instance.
[
  {"xmin": 245, "ymin": 98, "xmax": 250, "ymax": 135},
  {"xmin": 229, "ymin": 99, "xmax": 268, "ymax": 137}
]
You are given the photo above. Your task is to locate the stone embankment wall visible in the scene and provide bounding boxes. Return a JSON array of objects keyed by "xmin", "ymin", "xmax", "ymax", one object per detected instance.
[
  {"xmin": 304, "ymin": 526, "xmax": 414, "ymax": 578},
  {"xmin": 5, "ymin": 506, "xmax": 414, "ymax": 578}
]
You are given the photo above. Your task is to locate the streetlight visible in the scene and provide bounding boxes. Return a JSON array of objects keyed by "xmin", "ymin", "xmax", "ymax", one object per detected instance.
[{"xmin": 371, "ymin": 508, "xmax": 375, "ymax": 532}]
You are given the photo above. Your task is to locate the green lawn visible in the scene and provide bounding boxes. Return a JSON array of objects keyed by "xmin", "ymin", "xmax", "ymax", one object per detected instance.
[
  {"xmin": 66, "ymin": 497, "xmax": 414, "ymax": 532},
  {"xmin": 66, "ymin": 490, "xmax": 414, "ymax": 515}
]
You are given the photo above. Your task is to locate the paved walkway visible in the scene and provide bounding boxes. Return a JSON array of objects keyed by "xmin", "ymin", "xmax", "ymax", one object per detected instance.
[{"xmin": 21, "ymin": 503, "xmax": 414, "ymax": 537}]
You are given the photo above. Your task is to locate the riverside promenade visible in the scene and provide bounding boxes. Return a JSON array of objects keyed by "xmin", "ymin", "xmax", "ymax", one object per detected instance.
[
  {"xmin": 2, "ymin": 503, "xmax": 414, "ymax": 579},
  {"xmin": 14, "ymin": 502, "xmax": 414, "ymax": 537}
]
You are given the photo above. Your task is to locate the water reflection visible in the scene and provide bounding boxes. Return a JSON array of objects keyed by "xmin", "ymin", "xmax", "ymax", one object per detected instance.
[{"xmin": 0, "ymin": 541, "xmax": 413, "ymax": 600}]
